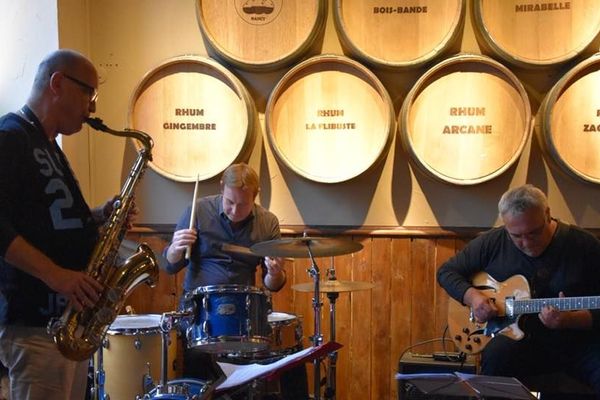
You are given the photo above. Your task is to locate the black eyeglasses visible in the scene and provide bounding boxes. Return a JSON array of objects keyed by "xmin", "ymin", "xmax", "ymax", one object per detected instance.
[{"xmin": 63, "ymin": 73, "xmax": 98, "ymax": 103}]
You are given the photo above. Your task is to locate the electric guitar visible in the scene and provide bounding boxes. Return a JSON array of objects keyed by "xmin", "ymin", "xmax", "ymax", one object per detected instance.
[{"xmin": 448, "ymin": 272, "xmax": 600, "ymax": 355}]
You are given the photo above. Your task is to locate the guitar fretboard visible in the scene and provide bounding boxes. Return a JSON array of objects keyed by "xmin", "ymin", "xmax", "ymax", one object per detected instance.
[{"xmin": 510, "ymin": 296, "xmax": 600, "ymax": 315}]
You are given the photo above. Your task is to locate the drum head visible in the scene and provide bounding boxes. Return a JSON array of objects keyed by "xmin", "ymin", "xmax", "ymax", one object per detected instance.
[
  {"xmin": 107, "ymin": 314, "xmax": 161, "ymax": 335},
  {"xmin": 268, "ymin": 312, "xmax": 296, "ymax": 323}
]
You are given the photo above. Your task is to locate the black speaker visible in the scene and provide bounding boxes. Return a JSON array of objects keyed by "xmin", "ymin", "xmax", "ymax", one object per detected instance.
[{"xmin": 397, "ymin": 352, "xmax": 477, "ymax": 400}]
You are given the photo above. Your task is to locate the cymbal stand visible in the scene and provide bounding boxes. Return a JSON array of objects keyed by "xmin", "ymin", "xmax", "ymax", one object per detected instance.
[
  {"xmin": 306, "ymin": 241, "xmax": 323, "ymax": 400},
  {"xmin": 150, "ymin": 311, "xmax": 190, "ymax": 396},
  {"xmin": 324, "ymin": 266, "xmax": 338, "ymax": 400}
]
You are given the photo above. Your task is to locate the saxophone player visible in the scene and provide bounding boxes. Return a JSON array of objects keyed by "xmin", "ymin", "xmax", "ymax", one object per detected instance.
[{"xmin": 0, "ymin": 49, "xmax": 119, "ymax": 400}]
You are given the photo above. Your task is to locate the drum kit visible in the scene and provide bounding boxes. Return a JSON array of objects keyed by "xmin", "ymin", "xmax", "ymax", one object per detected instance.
[{"xmin": 94, "ymin": 236, "xmax": 370, "ymax": 400}]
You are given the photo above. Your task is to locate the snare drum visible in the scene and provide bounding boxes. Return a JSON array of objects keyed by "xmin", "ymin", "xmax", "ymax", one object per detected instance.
[
  {"xmin": 268, "ymin": 312, "xmax": 303, "ymax": 355},
  {"xmin": 184, "ymin": 285, "xmax": 271, "ymax": 353},
  {"xmin": 142, "ymin": 378, "xmax": 211, "ymax": 399},
  {"xmin": 100, "ymin": 314, "xmax": 176, "ymax": 400},
  {"xmin": 218, "ymin": 311, "xmax": 304, "ymax": 361}
]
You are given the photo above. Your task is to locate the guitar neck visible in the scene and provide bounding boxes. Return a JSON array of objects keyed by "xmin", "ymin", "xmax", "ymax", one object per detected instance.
[{"xmin": 508, "ymin": 296, "xmax": 600, "ymax": 316}]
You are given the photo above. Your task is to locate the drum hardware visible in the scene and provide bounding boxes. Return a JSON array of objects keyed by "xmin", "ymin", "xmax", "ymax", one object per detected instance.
[
  {"xmin": 159, "ymin": 311, "xmax": 191, "ymax": 386},
  {"xmin": 91, "ymin": 343, "xmax": 108, "ymax": 400},
  {"xmin": 140, "ymin": 378, "xmax": 212, "ymax": 400},
  {"xmin": 142, "ymin": 363, "xmax": 154, "ymax": 397},
  {"xmin": 291, "ymin": 263, "xmax": 374, "ymax": 400},
  {"xmin": 136, "ymin": 312, "xmax": 215, "ymax": 399},
  {"xmin": 251, "ymin": 235, "xmax": 362, "ymax": 400}
]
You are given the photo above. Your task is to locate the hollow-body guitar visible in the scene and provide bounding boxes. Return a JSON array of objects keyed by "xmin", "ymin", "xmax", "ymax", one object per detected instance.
[{"xmin": 448, "ymin": 272, "xmax": 600, "ymax": 355}]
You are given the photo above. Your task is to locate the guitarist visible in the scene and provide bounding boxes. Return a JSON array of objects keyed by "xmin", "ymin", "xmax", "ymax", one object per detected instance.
[{"xmin": 437, "ymin": 184, "xmax": 600, "ymax": 395}]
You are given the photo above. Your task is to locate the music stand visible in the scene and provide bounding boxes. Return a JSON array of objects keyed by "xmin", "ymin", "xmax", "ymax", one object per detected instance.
[{"xmin": 395, "ymin": 372, "xmax": 536, "ymax": 399}]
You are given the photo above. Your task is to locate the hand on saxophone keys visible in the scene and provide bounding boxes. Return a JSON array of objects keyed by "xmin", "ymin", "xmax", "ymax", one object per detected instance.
[
  {"xmin": 49, "ymin": 267, "xmax": 103, "ymax": 311},
  {"xmin": 92, "ymin": 195, "xmax": 140, "ymax": 229}
]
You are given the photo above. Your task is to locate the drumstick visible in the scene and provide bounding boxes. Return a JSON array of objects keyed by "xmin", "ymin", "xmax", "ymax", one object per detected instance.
[{"xmin": 185, "ymin": 174, "xmax": 200, "ymax": 260}]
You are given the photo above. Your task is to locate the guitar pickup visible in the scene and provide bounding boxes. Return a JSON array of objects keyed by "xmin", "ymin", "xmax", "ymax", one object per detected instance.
[{"xmin": 505, "ymin": 296, "xmax": 515, "ymax": 318}]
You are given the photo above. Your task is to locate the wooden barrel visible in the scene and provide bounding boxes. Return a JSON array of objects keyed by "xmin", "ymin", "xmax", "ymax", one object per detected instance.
[
  {"xmin": 399, "ymin": 54, "xmax": 532, "ymax": 185},
  {"xmin": 128, "ymin": 56, "xmax": 256, "ymax": 182},
  {"xmin": 333, "ymin": 0, "xmax": 465, "ymax": 69},
  {"xmin": 537, "ymin": 53, "xmax": 600, "ymax": 184},
  {"xmin": 472, "ymin": 0, "xmax": 600, "ymax": 68},
  {"xmin": 265, "ymin": 54, "xmax": 395, "ymax": 183},
  {"xmin": 196, "ymin": 0, "xmax": 327, "ymax": 71}
]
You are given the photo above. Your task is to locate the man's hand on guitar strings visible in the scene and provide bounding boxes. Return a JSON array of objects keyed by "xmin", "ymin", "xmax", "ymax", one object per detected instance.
[{"xmin": 538, "ymin": 291, "xmax": 565, "ymax": 329}]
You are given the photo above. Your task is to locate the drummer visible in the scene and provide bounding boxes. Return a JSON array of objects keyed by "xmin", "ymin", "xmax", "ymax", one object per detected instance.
[{"xmin": 162, "ymin": 163, "xmax": 307, "ymax": 397}]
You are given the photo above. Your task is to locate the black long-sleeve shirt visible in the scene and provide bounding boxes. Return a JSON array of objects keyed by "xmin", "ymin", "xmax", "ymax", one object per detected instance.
[
  {"xmin": 437, "ymin": 220, "xmax": 600, "ymax": 334},
  {"xmin": 0, "ymin": 110, "xmax": 98, "ymax": 326}
]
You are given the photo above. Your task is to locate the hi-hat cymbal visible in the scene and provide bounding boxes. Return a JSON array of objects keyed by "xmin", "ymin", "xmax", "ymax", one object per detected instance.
[
  {"xmin": 291, "ymin": 280, "xmax": 375, "ymax": 293},
  {"xmin": 251, "ymin": 237, "xmax": 363, "ymax": 258}
]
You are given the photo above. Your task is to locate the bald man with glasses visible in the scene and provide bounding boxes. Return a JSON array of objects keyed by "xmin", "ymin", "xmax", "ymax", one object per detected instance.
[{"xmin": 0, "ymin": 49, "xmax": 119, "ymax": 400}]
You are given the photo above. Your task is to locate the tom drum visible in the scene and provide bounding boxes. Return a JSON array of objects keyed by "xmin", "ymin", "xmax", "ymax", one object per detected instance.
[{"xmin": 183, "ymin": 285, "xmax": 271, "ymax": 354}]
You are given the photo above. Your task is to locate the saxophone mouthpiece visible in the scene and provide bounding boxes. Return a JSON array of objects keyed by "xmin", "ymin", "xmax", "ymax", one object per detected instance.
[{"xmin": 86, "ymin": 117, "xmax": 108, "ymax": 131}]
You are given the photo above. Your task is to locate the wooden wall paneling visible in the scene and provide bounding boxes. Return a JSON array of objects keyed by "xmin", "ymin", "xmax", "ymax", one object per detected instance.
[
  {"xmin": 434, "ymin": 238, "xmax": 458, "ymax": 352},
  {"xmin": 124, "ymin": 234, "xmax": 178, "ymax": 314},
  {"xmin": 409, "ymin": 238, "xmax": 437, "ymax": 355},
  {"xmin": 331, "ymin": 251, "xmax": 352, "ymax": 400},
  {"xmin": 370, "ymin": 237, "xmax": 392, "ymax": 400},
  {"xmin": 390, "ymin": 237, "xmax": 412, "ymax": 400},
  {"xmin": 349, "ymin": 236, "xmax": 372, "ymax": 399}
]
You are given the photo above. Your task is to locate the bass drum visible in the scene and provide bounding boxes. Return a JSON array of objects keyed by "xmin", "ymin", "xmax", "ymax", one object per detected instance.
[{"xmin": 141, "ymin": 378, "xmax": 212, "ymax": 399}]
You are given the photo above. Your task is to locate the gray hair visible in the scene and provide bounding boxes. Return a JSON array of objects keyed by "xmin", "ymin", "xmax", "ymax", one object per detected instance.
[{"xmin": 498, "ymin": 184, "xmax": 548, "ymax": 218}]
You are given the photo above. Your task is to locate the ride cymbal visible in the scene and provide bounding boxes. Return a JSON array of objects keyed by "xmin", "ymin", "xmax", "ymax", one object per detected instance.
[
  {"xmin": 291, "ymin": 280, "xmax": 375, "ymax": 293},
  {"xmin": 250, "ymin": 237, "xmax": 363, "ymax": 258}
]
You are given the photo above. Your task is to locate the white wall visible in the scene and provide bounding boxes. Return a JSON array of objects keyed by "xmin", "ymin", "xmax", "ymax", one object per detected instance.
[{"xmin": 0, "ymin": 0, "xmax": 58, "ymax": 115}]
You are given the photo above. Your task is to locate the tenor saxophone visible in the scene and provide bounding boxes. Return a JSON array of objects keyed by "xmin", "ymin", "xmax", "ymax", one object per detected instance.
[{"xmin": 48, "ymin": 117, "xmax": 159, "ymax": 361}]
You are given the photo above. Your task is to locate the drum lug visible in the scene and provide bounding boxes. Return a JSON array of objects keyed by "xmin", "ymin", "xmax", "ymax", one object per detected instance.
[
  {"xmin": 202, "ymin": 320, "xmax": 210, "ymax": 335},
  {"xmin": 134, "ymin": 335, "xmax": 142, "ymax": 351},
  {"xmin": 102, "ymin": 336, "xmax": 109, "ymax": 349},
  {"xmin": 295, "ymin": 324, "xmax": 303, "ymax": 342}
]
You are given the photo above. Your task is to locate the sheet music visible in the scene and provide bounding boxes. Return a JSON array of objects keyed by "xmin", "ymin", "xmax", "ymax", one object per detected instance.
[{"xmin": 216, "ymin": 343, "xmax": 341, "ymax": 391}]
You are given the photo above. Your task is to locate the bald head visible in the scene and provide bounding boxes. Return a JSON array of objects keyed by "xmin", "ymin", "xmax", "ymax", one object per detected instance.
[
  {"xmin": 26, "ymin": 49, "xmax": 98, "ymax": 138},
  {"xmin": 31, "ymin": 49, "xmax": 95, "ymax": 95}
]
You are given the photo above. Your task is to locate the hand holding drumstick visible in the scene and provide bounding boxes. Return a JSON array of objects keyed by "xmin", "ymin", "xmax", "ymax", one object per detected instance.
[
  {"xmin": 185, "ymin": 175, "xmax": 200, "ymax": 260},
  {"xmin": 165, "ymin": 175, "xmax": 199, "ymax": 264}
]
